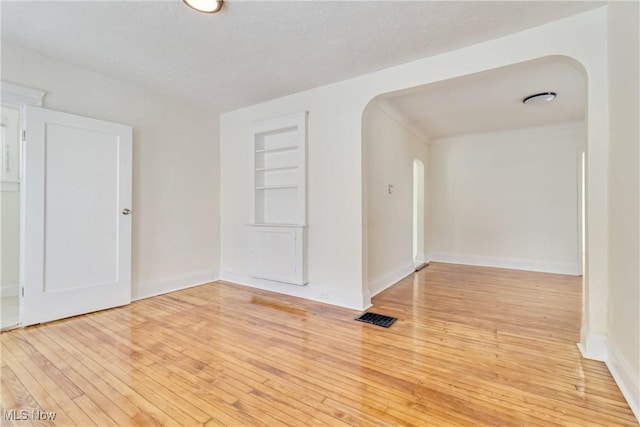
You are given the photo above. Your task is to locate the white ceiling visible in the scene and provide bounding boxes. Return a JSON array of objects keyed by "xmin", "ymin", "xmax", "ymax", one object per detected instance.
[
  {"xmin": 378, "ymin": 57, "xmax": 586, "ymax": 140},
  {"xmin": 2, "ymin": 1, "xmax": 601, "ymax": 114}
]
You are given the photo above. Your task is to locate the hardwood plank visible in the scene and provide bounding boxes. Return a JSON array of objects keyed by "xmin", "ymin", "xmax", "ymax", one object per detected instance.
[
  {"xmin": 148, "ymin": 294, "xmax": 599, "ymax": 424},
  {"xmin": 51, "ymin": 323, "xmax": 202, "ymax": 426},
  {"xmin": 0, "ymin": 341, "xmax": 81, "ymax": 427},
  {"xmin": 0, "ymin": 365, "xmax": 36, "ymax": 427},
  {"xmin": 1, "ymin": 263, "xmax": 637, "ymax": 426},
  {"xmin": 33, "ymin": 326, "xmax": 181, "ymax": 426},
  {"xmin": 25, "ymin": 328, "xmax": 137, "ymax": 426}
]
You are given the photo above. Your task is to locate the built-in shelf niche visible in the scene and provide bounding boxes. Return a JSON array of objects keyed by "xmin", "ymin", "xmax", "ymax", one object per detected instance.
[{"xmin": 249, "ymin": 112, "xmax": 307, "ymax": 285}]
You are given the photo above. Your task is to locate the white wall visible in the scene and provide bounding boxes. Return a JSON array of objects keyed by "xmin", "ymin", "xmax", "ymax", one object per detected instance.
[
  {"xmin": 219, "ymin": 86, "xmax": 367, "ymax": 309},
  {"xmin": 606, "ymin": 1, "xmax": 640, "ymax": 420},
  {"xmin": 1, "ymin": 43, "xmax": 220, "ymax": 300},
  {"xmin": 363, "ymin": 104, "xmax": 428, "ymax": 297},
  {"xmin": 426, "ymin": 122, "xmax": 584, "ymax": 275},
  {"xmin": 220, "ymin": 8, "xmax": 610, "ymax": 323}
]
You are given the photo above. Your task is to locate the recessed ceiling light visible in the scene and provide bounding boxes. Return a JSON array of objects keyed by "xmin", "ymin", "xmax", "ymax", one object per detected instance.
[
  {"xmin": 522, "ymin": 92, "xmax": 557, "ymax": 105},
  {"xmin": 183, "ymin": 0, "xmax": 223, "ymax": 14}
]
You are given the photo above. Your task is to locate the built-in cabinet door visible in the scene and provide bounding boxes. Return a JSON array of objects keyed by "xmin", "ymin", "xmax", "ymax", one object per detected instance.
[
  {"xmin": 21, "ymin": 106, "xmax": 132, "ymax": 326},
  {"xmin": 248, "ymin": 225, "xmax": 306, "ymax": 285}
]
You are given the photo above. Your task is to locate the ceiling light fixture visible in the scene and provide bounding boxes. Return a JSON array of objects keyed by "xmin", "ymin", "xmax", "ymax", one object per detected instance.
[
  {"xmin": 522, "ymin": 92, "xmax": 557, "ymax": 105},
  {"xmin": 183, "ymin": 0, "xmax": 223, "ymax": 14}
]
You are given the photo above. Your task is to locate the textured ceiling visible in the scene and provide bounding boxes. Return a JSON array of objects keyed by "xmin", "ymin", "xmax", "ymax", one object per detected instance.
[
  {"xmin": 379, "ymin": 57, "xmax": 586, "ymax": 139},
  {"xmin": 1, "ymin": 1, "xmax": 601, "ymax": 113}
]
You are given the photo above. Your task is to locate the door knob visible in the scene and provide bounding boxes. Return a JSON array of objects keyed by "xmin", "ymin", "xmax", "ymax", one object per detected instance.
[{"xmin": 122, "ymin": 208, "xmax": 131, "ymax": 215}]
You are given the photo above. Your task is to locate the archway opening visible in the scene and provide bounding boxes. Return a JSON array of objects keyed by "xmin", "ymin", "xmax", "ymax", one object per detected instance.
[{"xmin": 413, "ymin": 159, "xmax": 425, "ymax": 264}]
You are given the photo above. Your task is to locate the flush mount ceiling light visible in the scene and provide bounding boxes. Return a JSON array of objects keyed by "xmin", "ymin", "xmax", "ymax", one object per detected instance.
[
  {"xmin": 183, "ymin": 0, "xmax": 223, "ymax": 13},
  {"xmin": 522, "ymin": 92, "xmax": 557, "ymax": 105}
]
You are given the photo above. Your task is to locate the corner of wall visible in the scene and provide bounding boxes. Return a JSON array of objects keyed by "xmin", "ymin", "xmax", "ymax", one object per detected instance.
[
  {"xmin": 132, "ymin": 269, "xmax": 220, "ymax": 301},
  {"xmin": 368, "ymin": 262, "xmax": 415, "ymax": 298},
  {"xmin": 219, "ymin": 270, "xmax": 367, "ymax": 312},
  {"xmin": 606, "ymin": 339, "xmax": 640, "ymax": 422},
  {"xmin": 578, "ymin": 330, "xmax": 640, "ymax": 422},
  {"xmin": 577, "ymin": 328, "xmax": 608, "ymax": 361}
]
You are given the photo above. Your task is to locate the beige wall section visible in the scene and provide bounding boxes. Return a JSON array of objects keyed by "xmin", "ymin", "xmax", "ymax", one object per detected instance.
[
  {"xmin": 427, "ymin": 122, "xmax": 585, "ymax": 275},
  {"xmin": 1, "ymin": 43, "xmax": 220, "ymax": 300},
  {"xmin": 1, "ymin": 192, "xmax": 20, "ymax": 294},
  {"xmin": 363, "ymin": 103, "xmax": 428, "ymax": 297},
  {"xmin": 606, "ymin": 1, "xmax": 640, "ymax": 419}
]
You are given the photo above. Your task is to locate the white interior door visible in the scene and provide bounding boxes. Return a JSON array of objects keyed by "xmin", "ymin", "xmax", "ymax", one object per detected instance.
[{"xmin": 21, "ymin": 106, "xmax": 132, "ymax": 326}]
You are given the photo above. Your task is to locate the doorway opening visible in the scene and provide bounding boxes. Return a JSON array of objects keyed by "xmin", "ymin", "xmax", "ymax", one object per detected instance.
[
  {"xmin": 580, "ymin": 149, "xmax": 586, "ymax": 275},
  {"xmin": 0, "ymin": 104, "xmax": 21, "ymax": 329},
  {"xmin": 413, "ymin": 159, "xmax": 425, "ymax": 266},
  {"xmin": 362, "ymin": 56, "xmax": 588, "ymax": 330}
]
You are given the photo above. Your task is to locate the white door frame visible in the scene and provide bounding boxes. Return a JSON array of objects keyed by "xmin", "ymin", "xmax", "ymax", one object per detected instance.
[{"xmin": 1, "ymin": 81, "xmax": 45, "ymax": 327}]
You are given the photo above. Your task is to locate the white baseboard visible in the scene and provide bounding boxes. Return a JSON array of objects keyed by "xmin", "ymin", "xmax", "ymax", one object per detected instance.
[
  {"xmin": 1, "ymin": 283, "xmax": 19, "ymax": 297},
  {"xmin": 606, "ymin": 341, "xmax": 640, "ymax": 422},
  {"xmin": 369, "ymin": 262, "xmax": 415, "ymax": 298},
  {"xmin": 220, "ymin": 270, "xmax": 367, "ymax": 311},
  {"xmin": 132, "ymin": 269, "xmax": 219, "ymax": 301},
  {"xmin": 577, "ymin": 331, "xmax": 608, "ymax": 361},
  {"xmin": 578, "ymin": 332, "xmax": 640, "ymax": 423},
  {"xmin": 425, "ymin": 253, "xmax": 580, "ymax": 275}
]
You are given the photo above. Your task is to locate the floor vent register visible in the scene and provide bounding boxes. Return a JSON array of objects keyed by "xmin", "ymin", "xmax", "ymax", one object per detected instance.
[{"xmin": 355, "ymin": 312, "xmax": 397, "ymax": 328}]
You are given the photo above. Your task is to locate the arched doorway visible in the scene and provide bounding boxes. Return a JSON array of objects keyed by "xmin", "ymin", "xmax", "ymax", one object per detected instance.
[{"xmin": 413, "ymin": 159, "xmax": 425, "ymax": 264}]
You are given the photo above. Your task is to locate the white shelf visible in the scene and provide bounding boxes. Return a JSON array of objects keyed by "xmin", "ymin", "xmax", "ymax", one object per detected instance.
[
  {"xmin": 249, "ymin": 112, "xmax": 308, "ymax": 286},
  {"xmin": 255, "ymin": 145, "xmax": 297, "ymax": 154},
  {"xmin": 255, "ymin": 166, "xmax": 298, "ymax": 172},
  {"xmin": 255, "ymin": 185, "xmax": 297, "ymax": 190}
]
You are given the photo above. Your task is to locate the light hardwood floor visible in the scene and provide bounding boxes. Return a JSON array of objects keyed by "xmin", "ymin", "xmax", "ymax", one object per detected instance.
[{"xmin": 1, "ymin": 263, "xmax": 637, "ymax": 426}]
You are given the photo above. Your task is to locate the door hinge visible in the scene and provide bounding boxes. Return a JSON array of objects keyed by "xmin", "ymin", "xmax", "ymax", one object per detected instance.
[
  {"xmin": 21, "ymin": 287, "xmax": 24, "ymax": 297},
  {"xmin": 21, "ymin": 130, "xmax": 26, "ymax": 142}
]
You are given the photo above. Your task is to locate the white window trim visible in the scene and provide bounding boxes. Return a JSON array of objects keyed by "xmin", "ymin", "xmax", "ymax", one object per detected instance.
[{"xmin": 1, "ymin": 82, "xmax": 45, "ymax": 191}]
